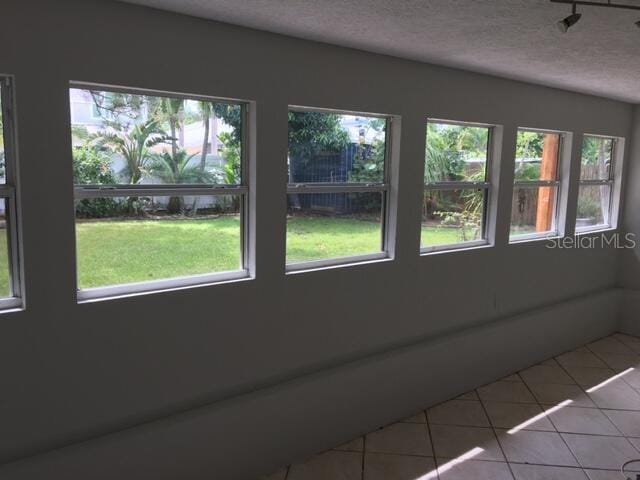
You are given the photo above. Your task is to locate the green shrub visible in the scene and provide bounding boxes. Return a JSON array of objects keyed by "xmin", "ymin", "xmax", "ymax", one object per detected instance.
[
  {"xmin": 577, "ymin": 195, "xmax": 600, "ymax": 219},
  {"xmin": 73, "ymin": 146, "xmax": 123, "ymax": 218}
]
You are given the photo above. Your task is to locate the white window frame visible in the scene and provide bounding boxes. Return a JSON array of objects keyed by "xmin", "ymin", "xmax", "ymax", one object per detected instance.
[
  {"xmin": 285, "ymin": 105, "xmax": 393, "ymax": 272},
  {"xmin": 0, "ymin": 76, "xmax": 23, "ymax": 310},
  {"xmin": 72, "ymin": 83, "xmax": 251, "ymax": 301},
  {"xmin": 510, "ymin": 128, "xmax": 565, "ymax": 243},
  {"xmin": 421, "ymin": 119, "xmax": 494, "ymax": 254},
  {"xmin": 575, "ymin": 134, "xmax": 618, "ymax": 234}
]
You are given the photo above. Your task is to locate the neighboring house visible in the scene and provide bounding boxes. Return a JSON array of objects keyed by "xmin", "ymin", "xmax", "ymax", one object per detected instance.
[{"xmin": 340, "ymin": 116, "xmax": 385, "ymax": 145}]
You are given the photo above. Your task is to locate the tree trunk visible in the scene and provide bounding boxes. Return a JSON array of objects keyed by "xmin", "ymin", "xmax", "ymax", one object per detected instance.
[
  {"xmin": 178, "ymin": 109, "xmax": 185, "ymax": 148},
  {"xmin": 170, "ymin": 119, "xmax": 178, "ymax": 160},
  {"xmin": 535, "ymin": 134, "xmax": 559, "ymax": 232},
  {"xmin": 191, "ymin": 105, "xmax": 211, "ymax": 216},
  {"xmin": 167, "ymin": 196, "xmax": 181, "ymax": 215},
  {"xmin": 200, "ymin": 109, "xmax": 210, "ymax": 171}
]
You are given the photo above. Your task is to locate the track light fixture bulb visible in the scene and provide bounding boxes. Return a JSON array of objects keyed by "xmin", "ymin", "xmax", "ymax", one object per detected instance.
[{"xmin": 557, "ymin": 3, "xmax": 582, "ymax": 33}]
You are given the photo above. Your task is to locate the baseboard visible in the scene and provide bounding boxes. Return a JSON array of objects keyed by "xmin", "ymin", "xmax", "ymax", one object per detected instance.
[{"xmin": 0, "ymin": 288, "xmax": 621, "ymax": 480}]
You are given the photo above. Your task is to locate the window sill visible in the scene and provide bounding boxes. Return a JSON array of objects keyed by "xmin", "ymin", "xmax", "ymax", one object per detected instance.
[
  {"xmin": 286, "ymin": 253, "xmax": 391, "ymax": 275},
  {"xmin": 77, "ymin": 270, "xmax": 252, "ymax": 303},
  {"xmin": 420, "ymin": 240, "xmax": 491, "ymax": 256},
  {"xmin": 0, "ymin": 297, "xmax": 23, "ymax": 313},
  {"xmin": 575, "ymin": 225, "xmax": 615, "ymax": 236},
  {"xmin": 509, "ymin": 232, "xmax": 560, "ymax": 245}
]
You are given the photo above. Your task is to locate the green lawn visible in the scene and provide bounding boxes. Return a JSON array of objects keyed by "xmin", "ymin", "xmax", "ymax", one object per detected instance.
[
  {"xmin": 286, "ymin": 217, "xmax": 382, "ymax": 263},
  {"xmin": 73, "ymin": 216, "xmax": 474, "ymax": 289},
  {"xmin": 0, "ymin": 231, "xmax": 10, "ymax": 298},
  {"xmin": 76, "ymin": 217, "xmax": 242, "ymax": 289},
  {"xmin": 421, "ymin": 225, "xmax": 476, "ymax": 247}
]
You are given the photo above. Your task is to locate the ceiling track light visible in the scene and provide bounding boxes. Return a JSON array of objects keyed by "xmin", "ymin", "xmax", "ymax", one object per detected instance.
[
  {"xmin": 557, "ymin": 3, "xmax": 582, "ymax": 32},
  {"xmin": 550, "ymin": 0, "xmax": 640, "ymax": 32}
]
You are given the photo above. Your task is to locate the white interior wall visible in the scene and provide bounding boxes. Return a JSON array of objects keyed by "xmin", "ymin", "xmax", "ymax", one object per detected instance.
[
  {"xmin": 0, "ymin": 0, "xmax": 634, "ymax": 477},
  {"xmin": 618, "ymin": 105, "xmax": 640, "ymax": 334}
]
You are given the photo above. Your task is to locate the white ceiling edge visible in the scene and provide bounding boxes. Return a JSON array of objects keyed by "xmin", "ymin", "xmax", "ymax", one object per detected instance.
[{"xmin": 117, "ymin": 0, "xmax": 640, "ymax": 104}]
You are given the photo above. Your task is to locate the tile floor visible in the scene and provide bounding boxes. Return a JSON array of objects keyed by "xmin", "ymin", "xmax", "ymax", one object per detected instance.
[{"xmin": 262, "ymin": 333, "xmax": 640, "ymax": 480}]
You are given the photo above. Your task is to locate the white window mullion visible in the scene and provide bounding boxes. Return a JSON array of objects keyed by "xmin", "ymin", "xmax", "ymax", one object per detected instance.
[
  {"xmin": 286, "ymin": 184, "xmax": 387, "ymax": 194},
  {"xmin": 424, "ymin": 181, "xmax": 490, "ymax": 190},
  {"xmin": 74, "ymin": 185, "xmax": 248, "ymax": 199}
]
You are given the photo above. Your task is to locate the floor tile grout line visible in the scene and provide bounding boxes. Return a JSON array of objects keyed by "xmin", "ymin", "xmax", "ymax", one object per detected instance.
[
  {"xmin": 357, "ymin": 450, "xmax": 442, "ymax": 460},
  {"xmin": 531, "ymin": 336, "xmax": 640, "ymax": 473},
  {"xmin": 360, "ymin": 435, "xmax": 365, "ymax": 480},
  {"xmin": 573, "ymin": 342, "xmax": 640, "ymax": 466},
  {"xmin": 505, "ymin": 461, "xmax": 586, "ymax": 469},
  {"xmin": 585, "ymin": 338, "xmax": 640, "ymax": 394},
  {"xmin": 552, "ymin": 345, "xmax": 598, "ymax": 397},
  {"xmin": 540, "ymin": 405, "xmax": 640, "ymax": 413},
  {"xmin": 357, "ymin": 451, "xmax": 434, "ymax": 460},
  {"xmin": 475, "ymin": 385, "xmax": 517, "ymax": 480},
  {"xmin": 556, "ymin": 338, "xmax": 632, "ymax": 439},
  {"xmin": 588, "ymin": 335, "xmax": 635, "ymax": 355},
  {"xmin": 516, "ymin": 367, "xmax": 585, "ymax": 472},
  {"xmin": 613, "ymin": 333, "xmax": 640, "ymax": 357},
  {"xmin": 357, "ymin": 449, "xmax": 639, "ymax": 470},
  {"xmin": 425, "ymin": 414, "xmax": 638, "ymax": 439},
  {"xmin": 424, "ymin": 409, "xmax": 441, "ymax": 480},
  {"xmin": 585, "ymin": 339, "xmax": 628, "ymax": 365}
]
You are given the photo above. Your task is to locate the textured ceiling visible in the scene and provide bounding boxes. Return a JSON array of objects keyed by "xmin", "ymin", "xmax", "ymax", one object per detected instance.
[{"xmin": 120, "ymin": 0, "xmax": 640, "ymax": 103}]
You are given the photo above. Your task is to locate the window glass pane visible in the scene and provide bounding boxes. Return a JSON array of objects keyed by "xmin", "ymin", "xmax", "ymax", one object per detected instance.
[
  {"xmin": 422, "ymin": 189, "xmax": 485, "ymax": 248},
  {"xmin": 581, "ymin": 136, "xmax": 613, "ymax": 181},
  {"xmin": 0, "ymin": 199, "xmax": 11, "ymax": 297},
  {"xmin": 288, "ymin": 111, "xmax": 386, "ymax": 184},
  {"xmin": 286, "ymin": 192, "xmax": 383, "ymax": 263},
  {"xmin": 425, "ymin": 123, "xmax": 489, "ymax": 183},
  {"xmin": 510, "ymin": 186, "xmax": 557, "ymax": 238},
  {"xmin": 69, "ymin": 88, "xmax": 243, "ymax": 185},
  {"xmin": 576, "ymin": 184, "xmax": 611, "ymax": 229},
  {"xmin": 0, "ymin": 84, "xmax": 5, "ymax": 185},
  {"xmin": 75, "ymin": 195, "xmax": 241, "ymax": 289},
  {"xmin": 514, "ymin": 130, "xmax": 561, "ymax": 182},
  {"xmin": 0, "ymin": 86, "xmax": 12, "ymax": 298}
]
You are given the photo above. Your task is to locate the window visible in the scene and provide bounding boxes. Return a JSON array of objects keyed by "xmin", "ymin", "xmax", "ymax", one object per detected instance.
[
  {"xmin": 0, "ymin": 77, "xmax": 22, "ymax": 309},
  {"xmin": 576, "ymin": 135, "xmax": 617, "ymax": 232},
  {"xmin": 70, "ymin": 85, "xmax": 249, "ymax": 299},
  {"xmin": 286, "ymin": 107, "xmax": 390, "ymax": 270},
  {"xmin": 510, "ymin": 129, "xmax": 563, "ymax": 241},
  {"xmin": 422, "ymin": 120, "xmax": 492, "ymax": 252}
]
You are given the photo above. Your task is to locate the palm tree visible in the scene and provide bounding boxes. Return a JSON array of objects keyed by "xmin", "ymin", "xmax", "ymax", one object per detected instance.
[
  {"xmin": 198, "ymin": 101, "xmax": 212, "ymax": 172},
  {"xmin": 93, "ymin": 119, "xmax": 170, "ymax": 185},
  {"xmin": 186, "ymin": 101, "xmax": 214, "ymax": 214},
  {"xmin": 425, "ymin": 142, "xmax": 452, "ymax": 183},
  {"xmin": 149, "ymin": 148, "xmax": 215, "ymax": 214},
  {"xmin": 154, "ymin": 98, "xmax": 184, "ymax": 159}
]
